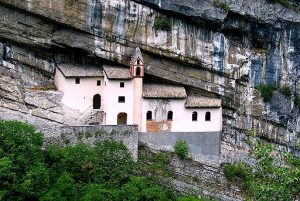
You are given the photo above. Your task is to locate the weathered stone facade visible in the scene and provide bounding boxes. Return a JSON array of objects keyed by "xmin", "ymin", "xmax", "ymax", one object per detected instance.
[{"xmin": 42, "ymin": 125, "xmax": 139, "ymax": 160}]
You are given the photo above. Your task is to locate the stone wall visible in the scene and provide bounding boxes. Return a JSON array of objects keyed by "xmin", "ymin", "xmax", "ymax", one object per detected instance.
[
  {"xmin": 139, "ymin": 132, "xmax": 221, "ymax": 162},
  {"xmin": 42, "ymin": 125, "xmax": 138, "ymax": 160}
]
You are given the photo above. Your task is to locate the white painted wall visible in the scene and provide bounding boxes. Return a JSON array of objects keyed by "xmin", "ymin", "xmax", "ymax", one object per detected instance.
[
  {"xmin": 141, "ymin": 99, "xmax": 222, "ymax": 132},
  {"xmin": 55, "ymin": 70, "xmax": 104, "ymax": 112},
  {"xmin": 103, "ymin": 75, "xmax": 135, "ymax": 125},
  {"xmin": 54, "ymin": 69, "xmax": 65, "ymax": 91}
]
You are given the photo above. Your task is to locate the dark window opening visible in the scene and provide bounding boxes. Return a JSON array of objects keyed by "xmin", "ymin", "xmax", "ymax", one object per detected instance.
[
  {"xmin": 137, "ymin": 59, "xmax": 140, "ymax": 65},
  {"xmin": 118, "ymin": 96, "xmax": 125, "ymax": 103},
  {"xmin": 136, "ymin": 67, "xmax": 141, "ymax": 76},
  {"xmin": 146, "ymin": 111, "xmax": 152, "ymax": 120},
  {"xmin": 120, "ymin": 82, "xmax": 125, "ymax": 88},
  {"xmin": 167, "ymin": 111, "xmax": 173, "ymax": 121},
  {"xmin": 75, "ymin": 78, "xmax": 80, "ymax": 84},
  {"xmin": 97, "ymin": 80, "xmax": 101, "ymax": 86},
  {"xmin": 205, "ymin": 112, "xmax": 211, "ymax": 121},
  {"xmin": 192, "ymin": 111, "xmax": 198, "ymax": 121},
  {"xmin": 93, "ymin": 94, "xmax": 101, "ymax": 109}
]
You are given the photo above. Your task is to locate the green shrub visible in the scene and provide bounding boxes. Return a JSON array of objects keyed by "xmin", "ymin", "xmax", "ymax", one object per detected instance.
[
  {"xmin": 268, "ymin": 0, "xmax": 293, "ymax": 7},
  {"xmin": 223, "ymin": 162, "xmax": 249, "ymax": 183},
  {"xmin": 174, "ymin": 140, "xmax": 189, "ymax": 159},
  {"xmin": 213, "ymin": 0, "xmax": 230, "ymax": 12},
  {"xmin": 177, "ymin": 195, "xmax": 208, "ymax": 201},
  {"xmin": 279, "ymin": 85, "xmax": 292, "ymax": 97},
  {"xmin": 154, "ymin": 16, "xmax": 172, "ymax": 31},
  {"xmin": 0, "ymin": 120, "xmax": 213, "ymax": 200},
  {"xmin": 257, "ymin": 83, "xmax": 276, "ymax": 102},
  {"xmin": 295, "ymin": 96, "xmax": 300, "ymax": 108},
  {"xmin": 224, "ymin": 141, "xmax": 300, "ymax": 201}
]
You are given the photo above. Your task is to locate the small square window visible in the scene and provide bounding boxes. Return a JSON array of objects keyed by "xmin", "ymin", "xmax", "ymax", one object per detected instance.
[
  {"xmin": 97, "ymin": 80, "xmax": 101, "ymax": 86},
  {"xmin": 75, "ymin": 78, "xmax": 80, "ymax": 84},
  {"xmin": 118, "ymin": 96, "xmax": 125, "ymax": 103},
  {"xmin": 120, "ymin": 82, "xmax": 124, "ymax": 88}
]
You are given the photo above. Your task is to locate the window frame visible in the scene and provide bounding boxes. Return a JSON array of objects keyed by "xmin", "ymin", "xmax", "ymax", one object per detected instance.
[
  {"xmin": 167, "ymin": 111, "xmax": 173, "ymax": 121},
  {"xmin": 136, "ymin": 67, "xmax": 141, "ymax": 76},
  {"xmin": 146, "ymin": 111, "xmax": 152, "ymax": 120},
  {"xmin": 118, "ymin": 96, "xmax": 125, "ymax": 103},
  {"xmin": 120, "ymin": 82, "xmax": 125, "ymax": 88},
  {"xmin": 192, "ymin": 111, "xmax": 198, "ymax": 121},
  {"xmin": 205, "ymin": 111, "xmax": 211, "ymax": 121}
]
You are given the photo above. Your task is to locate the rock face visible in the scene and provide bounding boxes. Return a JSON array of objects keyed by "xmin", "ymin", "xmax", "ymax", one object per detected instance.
[{"xmin": 0, "ymin": 0, "xmax": 299, "ymax": 170}]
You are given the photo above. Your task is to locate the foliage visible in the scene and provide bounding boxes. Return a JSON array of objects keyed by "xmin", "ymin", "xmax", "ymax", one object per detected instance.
[
  {"xmin": 177, "ymin": 195, "xmax": 208, "ymax": 201},
  {"xmin": 268, "ymin": 0, "xmax": 293, "ymax": 7},
  {"xmin": 279, "ymin": 85, "xmax": 292, "ymax": 97},
  {"xmin": 213, "ymin": 0, "xmax": 230, "ymax": 12},
  {"xmin": 30, "ymin": 84, "xmax": 57, "ymax": 91},
  {"xmin": 223, "ymin": 162, "xmax": 249, "ymax": 183},
  {"xmin": 268, "ymin": 0, "xmax": 300, "ymax": 11},
  {"xmin": 174, "ymin": 140, "xmax": 189, "ymax": 159},
  {"xmin": 223, "ymin": 139, "xmax": 300, "ymax": 200},
  {"xmin": 0, "ymin": 120, "xmax": 210, "ymax": 201},
  {"xmin": 154, "ymin": 16, "xmax": 172, "ymax": 31},
  {"xmin": 257, "ymin": 83, "xmax": 276, "ymax": 102},
  {"xmin": 295, "ymin": 96, "xmax": 300, "ymax": 108}
]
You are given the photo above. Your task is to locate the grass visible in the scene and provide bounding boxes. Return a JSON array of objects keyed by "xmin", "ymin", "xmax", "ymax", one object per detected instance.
[{"xmin": 29, "ymin": 84, "xmax": 57, "ymax": 91}]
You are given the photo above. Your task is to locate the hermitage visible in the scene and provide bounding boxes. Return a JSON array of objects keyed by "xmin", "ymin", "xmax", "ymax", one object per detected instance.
[{"xmin": 54, "ymin": 48, "xmax": 222, "ymax": 132}]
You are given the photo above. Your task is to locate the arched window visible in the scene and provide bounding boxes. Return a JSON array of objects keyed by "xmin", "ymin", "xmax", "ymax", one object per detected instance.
[
  {"xmin": 192, "ymin": 111, "xmax": 198, "ymax": 121},
  {"xmin": 136, "ymin": 67, "xmax": 141, "ymax": 76},
  {"xmin": 167, "ymin": 111, "xmax": 173, "ymax": 121},
  {"xmin": 137, "ymin": 59, "xmax": 140, "ymax": 65},
  {"xmin": 93, "ymin": 94, "xmax": 101, "ymax": 109},
  {"xmin": 205, "ymin": 111, "xmax": 211, "ymax": 121},
  {"xmin": 146, "ymin": 111, "xmax": 152, "ymax": 120}
]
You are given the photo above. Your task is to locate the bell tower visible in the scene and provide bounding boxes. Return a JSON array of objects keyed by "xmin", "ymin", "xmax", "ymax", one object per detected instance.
[
  {"xmin": 130, "ymin": 47, "xmax": 144, "ymax": 77},
  {"xmin": 131, "ymin": 47, "xmax": 144, "ymax": 131}
]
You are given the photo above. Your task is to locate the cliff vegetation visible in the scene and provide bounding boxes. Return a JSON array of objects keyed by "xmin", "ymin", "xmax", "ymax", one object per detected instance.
[{"xmin": 0, "ymin": 120, "xmax": 208, "ymax": 201}]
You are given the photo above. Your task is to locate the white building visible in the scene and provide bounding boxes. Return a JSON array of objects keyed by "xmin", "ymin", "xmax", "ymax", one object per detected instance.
[{"xmin": 54, "ymin": 47, "xmax": 222, "ymax": 132}]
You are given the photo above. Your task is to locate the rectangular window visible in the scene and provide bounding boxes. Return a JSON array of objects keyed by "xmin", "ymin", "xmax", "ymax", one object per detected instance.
[
  {"xmin": 118, "ymin": 96, "xmax": 125, "ymax": 103},
  {"xmin": 120, "ymin": 82, "xmax": 125, "ymax": 88},
  {"xmin": 75, "ymin": 78, "xmax": 80, "ymax": 84},
  {"xmin": 97, "ymin": 80, "xmax": 101, "ymax": 86}
]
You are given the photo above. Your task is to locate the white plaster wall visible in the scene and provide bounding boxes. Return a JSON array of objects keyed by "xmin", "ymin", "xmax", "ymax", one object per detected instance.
[
  {"xmin": 54, "ymin": 69, "xmax": 65, "ymax": 92},
  {"xmin": 59, "ymin": 76, "xmax": 104, "ymax": 112},
  {"xmin": 141, "ymin": 99, "xmax": 222, "ymax": 132},
  {"xmin": 103, "ymin": 76, "xmax": 134, "ymax": 125}
]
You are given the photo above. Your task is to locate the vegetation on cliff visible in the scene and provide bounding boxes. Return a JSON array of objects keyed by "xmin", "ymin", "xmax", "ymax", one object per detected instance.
[
  {"xmin": 0, "ymin": 120, "xmax": 206, "ymax": 201},
  {"xmin": 223, "ymin": 130, "xmax": 300, "ymax": 201}
]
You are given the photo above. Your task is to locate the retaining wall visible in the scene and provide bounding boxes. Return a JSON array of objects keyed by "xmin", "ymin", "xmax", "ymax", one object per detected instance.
[
  {"xmin": 139, "ymin": 132, "xmax": 221, "ymax": 161},
  {"xmin": 42, "ymin": 125, "xmax": 138, "ymax": 160}
]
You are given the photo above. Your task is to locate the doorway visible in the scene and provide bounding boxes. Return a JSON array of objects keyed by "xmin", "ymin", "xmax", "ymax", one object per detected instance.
[{"xmin": 117, "ymin": 113, "xmax": 127, "ymax": 125}]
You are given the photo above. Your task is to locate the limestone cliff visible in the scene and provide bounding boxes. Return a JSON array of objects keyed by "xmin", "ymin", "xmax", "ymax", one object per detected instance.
[{"xmin": 0, "ymin": 0, "xmax": 299, "ymax": 163}]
